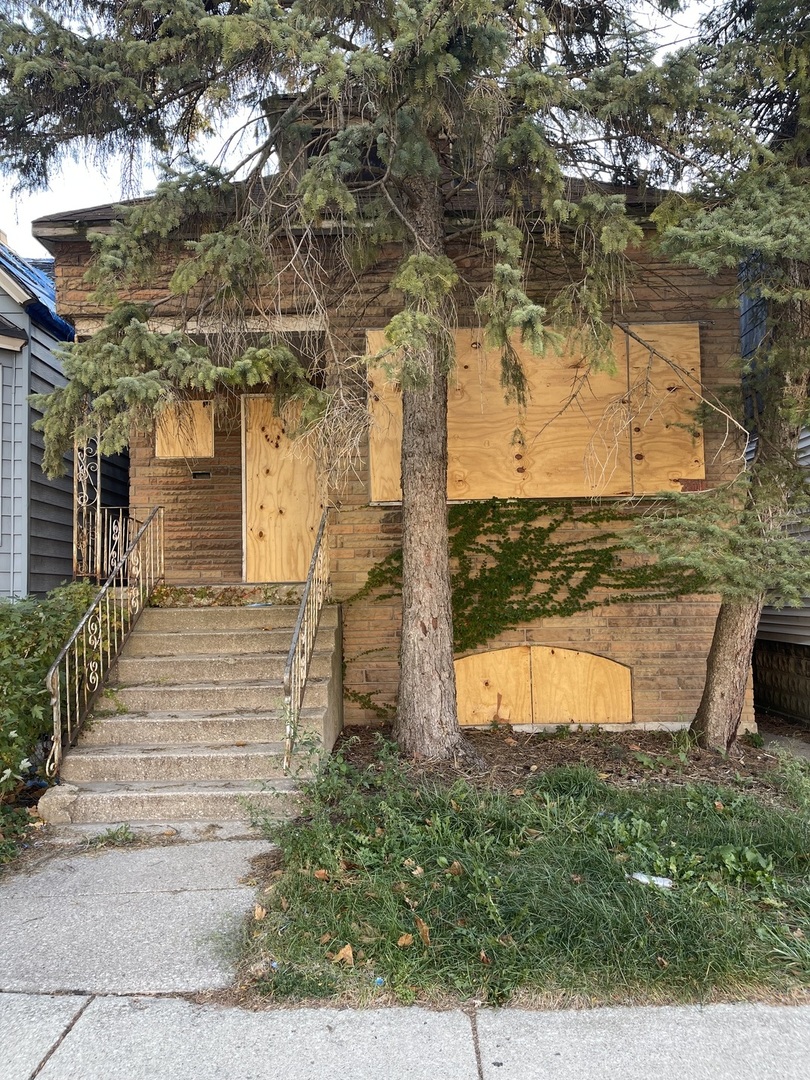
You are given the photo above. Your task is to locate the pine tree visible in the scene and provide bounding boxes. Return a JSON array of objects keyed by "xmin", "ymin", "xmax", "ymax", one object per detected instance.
[
  {"xmin": 1, "ymin": 1, "xmax": 698, "ymax": 758},
  {"xmin": 642, "ymin": 0, "xmax": 810, "ymax": 749}
]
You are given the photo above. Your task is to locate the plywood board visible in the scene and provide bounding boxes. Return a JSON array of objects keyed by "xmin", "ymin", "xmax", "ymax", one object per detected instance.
[
  {"xmin": 155, "ymin": 400, "xmax": 214, "ymax": 459},
  {"xmin": 367, "ymin": 330, "xmax": 403, "ymax": 502},
  {"xmin": 243, "ymin": 397, "xmax": 322, "ymax": 582},
  {"xmin": 367, "ymin": 328, "xmax": 633, "ymax": 501},
  {"xmin": 626, "ymin": 323, "xmax": 704, "ymax": 492},
  {"xmin": 454, "ymin": 646, "xmax": 533, "ymax": 727},
  {"xmin": 531, "ymin": 646, "xmax": 632, "ymax": 725},
  {"xmin": 449, "ymin": 330, "xmax": 632, "ymax": 498}
]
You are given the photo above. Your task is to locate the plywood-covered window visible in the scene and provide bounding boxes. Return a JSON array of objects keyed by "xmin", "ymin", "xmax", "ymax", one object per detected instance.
[
  {"xmin": 154, "ymin": 400, "xmax": 215, "ymax": 459},
  {"xmin": 368, "ymin": 325, "xmax": 703, "ymax": 501}
]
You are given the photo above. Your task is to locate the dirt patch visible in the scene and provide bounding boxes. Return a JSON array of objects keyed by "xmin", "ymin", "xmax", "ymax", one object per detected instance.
[
  {"xmin": 758, "ymin": 713, "xmax": 810, "ymax": 745},
  {"xmin": 336, "ymin": 723, "xmax": 785, "ymax": 798}
]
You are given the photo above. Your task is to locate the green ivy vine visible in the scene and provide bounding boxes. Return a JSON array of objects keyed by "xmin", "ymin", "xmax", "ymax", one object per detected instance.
[{"xmin": 351, "ymin": 499, "xmax": 706, "ymax": 654}]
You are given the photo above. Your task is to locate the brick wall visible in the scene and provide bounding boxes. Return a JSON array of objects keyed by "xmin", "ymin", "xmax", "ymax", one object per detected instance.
[{"xmin": 54, "ymin": 229, "xmax": 754, "ymax": 730}]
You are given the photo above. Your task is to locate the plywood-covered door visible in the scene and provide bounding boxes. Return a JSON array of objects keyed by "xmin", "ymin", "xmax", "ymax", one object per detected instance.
[{"xmin": 243, "ymin": 397, "xmax": 322, "ymax": 582}]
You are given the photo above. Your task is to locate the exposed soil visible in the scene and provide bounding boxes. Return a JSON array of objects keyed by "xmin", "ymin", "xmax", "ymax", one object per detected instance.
[
  {"xmin": 758, "ymin": 712, "xmax": 810, "ymax": 745},
  {"xmin": 335, "ymin": 722, "xmax": 790, "ymax": 799}
]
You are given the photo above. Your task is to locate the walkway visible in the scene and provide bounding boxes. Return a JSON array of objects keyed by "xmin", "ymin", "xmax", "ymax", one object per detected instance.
[{"xmin": 1, "ymin": 827, "xmax": 808, "ymax": 1080}]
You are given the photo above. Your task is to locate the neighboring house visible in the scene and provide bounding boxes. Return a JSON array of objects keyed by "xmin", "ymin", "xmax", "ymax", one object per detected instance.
[
  {"xmin": 737, "ymin": 290, "xmax": 810, "ymax": 724},
  {"xmin": 32, "ymin": 192, "xmax": 753, "ymax": 733},
  {"xmin": 0, "ymin": 234, "xmax": 76, "ymax": 597},
  {"xmin": 0, "ymin": 234, "xmax": 129, "ymax": 598}
]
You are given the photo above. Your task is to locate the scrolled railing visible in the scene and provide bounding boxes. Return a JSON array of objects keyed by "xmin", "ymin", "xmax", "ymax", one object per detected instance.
[
  {"xmin": 45, "ymin": 507, "xmax": 165, "ymax": 777},
  {"xmin": 283, "ymin": 509, "xmax": 330, "ymax": 771}
]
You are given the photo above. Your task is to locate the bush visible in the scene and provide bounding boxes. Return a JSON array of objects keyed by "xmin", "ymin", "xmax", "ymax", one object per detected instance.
[{"xmin": 0, "ymin": 582, "xmax": 97, "ymax": 796}]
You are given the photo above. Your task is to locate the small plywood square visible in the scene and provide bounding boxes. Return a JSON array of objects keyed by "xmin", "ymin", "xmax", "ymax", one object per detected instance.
[
  {"xmin": 455, "ymin": 646, "xmax": 533, "ymax": 727},
  {"xmin": 530, "ymin": 646, "xmax": 632, "ymax": 725},
  {"xmin": 155, "ymin": 400, "xmax": 214, "ymax": 459}
]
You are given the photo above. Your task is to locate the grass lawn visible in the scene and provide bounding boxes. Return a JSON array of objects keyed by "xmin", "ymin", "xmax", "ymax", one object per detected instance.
[{"xmin": 241, "ymin": 730, "xmax": 810, "ymax": 1007}]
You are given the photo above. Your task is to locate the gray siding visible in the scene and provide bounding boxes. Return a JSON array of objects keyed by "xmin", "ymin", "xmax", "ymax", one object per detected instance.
[
  {"xmin": 0, "ymin": 294, "xmax": 29, "ymax": 597},
  {"xmin": 27, "ymin": 321, "xmax": 73, "ymax": 594}
]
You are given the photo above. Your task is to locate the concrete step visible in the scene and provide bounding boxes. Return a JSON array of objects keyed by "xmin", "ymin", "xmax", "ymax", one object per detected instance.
[
  {"xmin": 97, "ymin": 679, "xmax": 329, "ymax": 714},
  {"xmin": 135, "ymin": 605, "xmax": 338, "ymax": 633},
  {"xmin": 78, "ymin": 711, "xmax": 309, "ymax": 746},
  {"xmin": 121, "ymin": 625, "xmax": 336, "ymax": 658},
  {"xmin": 60, "ymin": 742, "xmax": 293, "ymax": 783},
  {"xmin": 114, "ymin": 650, "xmax": 333, "ymax": 686},
  {"xmin": 38, "ymin": 778, "xmax": 299, "ymax": 824}
]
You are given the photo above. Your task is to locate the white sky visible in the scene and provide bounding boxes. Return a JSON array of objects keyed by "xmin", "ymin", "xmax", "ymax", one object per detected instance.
[{"xmin": 0, "ymin": 1, "xmax": 711, "ymax": 260}]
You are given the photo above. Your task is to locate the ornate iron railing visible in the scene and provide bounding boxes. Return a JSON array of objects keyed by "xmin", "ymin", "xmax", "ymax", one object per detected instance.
[
  {"xmin": 45, "ymin": 507, "xmax": 165, "ymax": 777},
  {"xmin": 75, "ymin": 506, "xmax": 153, "ymax": 583},
  {"xmin": 283, "ymin": 510, "xmax": 330, "ymax": 771}
]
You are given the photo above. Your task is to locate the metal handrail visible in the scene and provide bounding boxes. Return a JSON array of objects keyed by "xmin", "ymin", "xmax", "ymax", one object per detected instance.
[
  {"xmin": 45, "ymin": 506, "xmax": 165, "ymax": 777},
  {"xmin": 283, "ymin": 509, "xmax": 330, "ymax": 771}
]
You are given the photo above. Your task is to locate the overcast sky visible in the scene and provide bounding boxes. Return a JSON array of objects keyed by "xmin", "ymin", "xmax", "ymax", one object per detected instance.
[{"xmin": 0, "ymin": 2, "xmax": 710, "ymax": 260}]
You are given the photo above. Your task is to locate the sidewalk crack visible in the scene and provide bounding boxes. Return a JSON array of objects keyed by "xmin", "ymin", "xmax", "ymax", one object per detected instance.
[
  {"xmin": 28, "ymin": 994, "xmax": 95, "ymax": 1080},
  {"xmin": 465, "ymin": 1004, "xmax": 485, "ymax": 1080}
]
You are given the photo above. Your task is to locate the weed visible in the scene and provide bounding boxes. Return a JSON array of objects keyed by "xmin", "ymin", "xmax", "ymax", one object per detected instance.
[
  {"xmin": 769, "ymin": 749, "xmax": 810, "ymax": 811},
  {"xmin": 84, "ymin": 824, "xmax": 137, "ymax": 850},
  {"xmin": 245, "ymin": 743, "xmax": 810, "ymax": 1005},
  {"xmin": 0, "ymin": 804, "xmax": 30, "ymax": 866}
]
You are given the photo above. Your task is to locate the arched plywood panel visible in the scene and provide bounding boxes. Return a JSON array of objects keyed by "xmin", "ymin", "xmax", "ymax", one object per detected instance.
[
  {"xmin": 531, "ymin": 646, "xmax": 632, "ymax": 725},
  {"xmin": 455, "ymin": 645, "xmax": 632, "ymax": 727},
  {"xmin": 454, "ymin": 646, "xmax": 533, "ymax": 726}
]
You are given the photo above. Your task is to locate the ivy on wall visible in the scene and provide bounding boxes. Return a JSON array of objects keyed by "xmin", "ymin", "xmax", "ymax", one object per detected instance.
[{"xmin": 351, "ymin": 499, "xmax": 706, "ymax": 654}]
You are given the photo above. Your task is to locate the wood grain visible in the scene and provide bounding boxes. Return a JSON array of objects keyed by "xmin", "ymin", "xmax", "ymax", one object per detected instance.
[
  {"xmin": 243, "ymin": 396, "xmax": 322, "ymax": 582},
  {"xmin": 626, "ymin": 323, "xmax": 705, "ymax": 492},
  {"xmin": 154, "ymin": 400, "xmax": 214, "ymax": 459},
  {"xmin": 531, "ymin": 645, "xmax": 633, "ymax": 724},
  {"xmin": 454, "ymin": 646, "xmax": 533, "ymax": 727}
]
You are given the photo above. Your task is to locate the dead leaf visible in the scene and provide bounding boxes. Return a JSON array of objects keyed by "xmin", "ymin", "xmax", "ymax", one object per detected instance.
[
  {"xmin": 162, "ymin": 827, "xmax": 178, "ymax": 836},
  {"xmin": 313, "ymin": 868, "xmax": 330, "ymax": 881},
  {"xmin": 503, "ymin": 737, "xmax": 518, "ymax": 747},
  {"xmin": 597, "ymin": 772, "xmax": 611, "ymax": 780},
  {"xmin": 415, "ymin": 916, "xmax": 431, "ymax": 946},
  {"xmin": 319, "ymin": 932, "xmax": 332, "ymax": 945},
  {"xmin": 529, "ymin": 764, "xmax": 538, "ymax": 772},
  {"xmin": 411, "ymin": 865, "xmax": 425, "ymax": 878},
  {"xmin": 480, "ymin": 949, "xmax": 491, "ymax": 965},
  {"xmin": 447, "ymin": 860, "xmax": 464, "ymax": 876},
  {"xmin": 450, "ymin": 799, "xmax": 461, "ymax": 811},
  {"xmin": 523, "ymin": 828, "xmax": 542, "ymax": 839},
  {"xmin": 375, "ymin": 827, "xmax": 385, "ymax": 837},
  {"xmin": 397, "ymin": 933, "xmax": 414, "ymax": 947},
  {"xmin": 511, "ymin": 788, "xmax": 525, "ymax": 797},
  {"xmin": 253, "ymin": 904, "xmax": 267, "ymax": 921},
  {"xmin": 714, "ymin": 800, "xmax": 725, "ymax": 811},
  {"xmin": 656, "ymin": 956, "xmax": 669, "ymax": 969},
  {"xmin": 280, "ymin": 896, "xmax": 289, "ymax": 912},
  {"xmin": 332, "ymin": 943, "xmax": 354, "ymax": 966},
  {"xmin": 628, "ymin": 743, "xmax": 642, "ymax": 752},
  {"xmin": 570, "ymin": 874, "xmax": 584, "ymax": 884}
]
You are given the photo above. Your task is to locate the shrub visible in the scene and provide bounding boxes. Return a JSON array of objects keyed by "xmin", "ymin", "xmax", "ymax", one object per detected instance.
[{"xmin": 0, "ymin": 582, "xmax": 97, "ymax": 796}]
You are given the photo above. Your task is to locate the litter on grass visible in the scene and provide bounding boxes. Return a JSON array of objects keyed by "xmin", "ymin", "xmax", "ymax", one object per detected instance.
[{"xmin": 628, "ymin": 872, "xmax": 674, "ymax": 889}]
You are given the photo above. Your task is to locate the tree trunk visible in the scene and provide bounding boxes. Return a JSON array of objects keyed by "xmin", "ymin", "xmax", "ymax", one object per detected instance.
[
  {"xmin": 392, "ymin": 176, "xmax": 467, "ymax": 760},
  {"xmin": 691, "ymin": 596, "xmax": 764, "ymax": 750}
]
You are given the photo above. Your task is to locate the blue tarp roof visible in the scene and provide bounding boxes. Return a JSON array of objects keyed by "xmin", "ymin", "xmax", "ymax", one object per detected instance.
[{"xmin": 0, "ymin": 242, "xmax": 73, "ymax": 341}]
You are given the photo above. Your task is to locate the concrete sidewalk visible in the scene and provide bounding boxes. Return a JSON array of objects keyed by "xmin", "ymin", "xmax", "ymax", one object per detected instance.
[
  {"xmin": 3, "ymin": 996, "xmax": 809, "ymax": 1080},
  {"xmin": 1, "ymin": 829, "xmax": 808, "ymax": 1080}
]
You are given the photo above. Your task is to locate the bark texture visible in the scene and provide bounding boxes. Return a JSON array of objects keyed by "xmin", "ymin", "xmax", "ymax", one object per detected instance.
[
  {"xmin": 393, "ymin": 175, "xmax": 466, "ymax": 760},
  {"xmin": 691, "ymin": 596, "xmax": 764, "ymax": 750}
]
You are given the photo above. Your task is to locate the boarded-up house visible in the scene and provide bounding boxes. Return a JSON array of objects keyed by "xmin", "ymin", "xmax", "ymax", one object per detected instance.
[{"xmin": 32, "ymin": 191, "xmax": 752, "ymax": 738}]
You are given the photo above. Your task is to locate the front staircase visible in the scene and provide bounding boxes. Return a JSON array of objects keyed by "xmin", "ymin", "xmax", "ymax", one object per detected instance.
[{"xmin": 38, "ymin": 604, "xmax": 342, "ymax": 824}]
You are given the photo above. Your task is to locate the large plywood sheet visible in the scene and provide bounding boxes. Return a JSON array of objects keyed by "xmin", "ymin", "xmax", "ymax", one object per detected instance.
[
  {"xmin": 367, "ymin": 328, "xmax": 633, "ymax": 501},
  {"xmin": 243, "ymin": 397, "xmax": 322, "ymax": 582},
  {"xmin": 367, "ymin": 330, "xmax": 403, "ymax": 502},
  {"xmin": 449, "ymin": 330, "xmax": 631, "ymax": 499},
  {"xmin": 155, "ymin": 400, "xmax": 214, "ymax": 459},
  {"xmin": 531, "ymin": 646, "xmax": 632, "ymax": 725},
  {"xmin": 454, "ymin": 646, "xmax": 533, "ymax": 727},
  {"xmin": 626, "ymin": 323, "xmax": 704, "ymax": 492}
]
